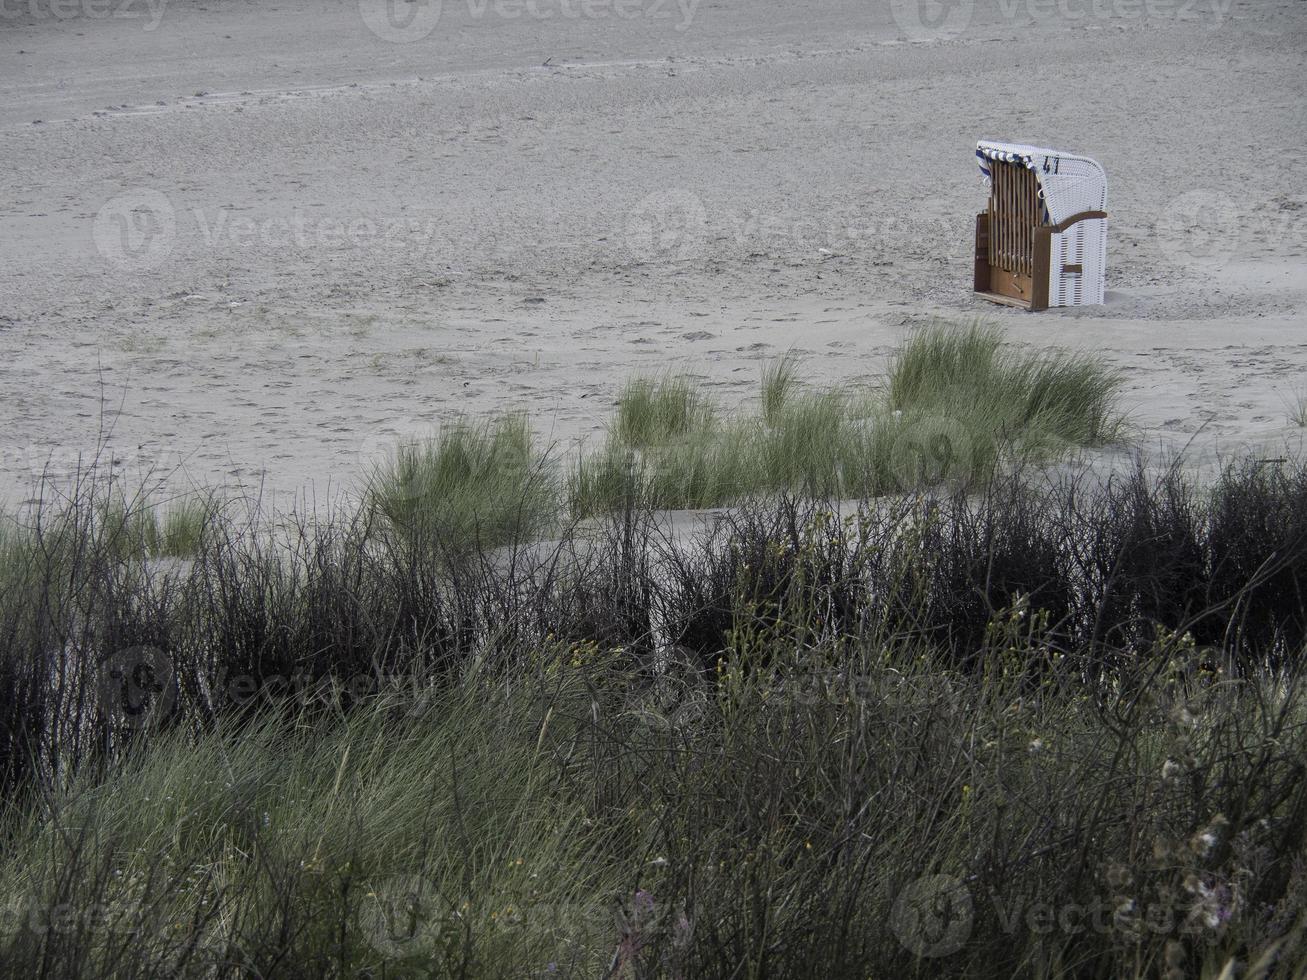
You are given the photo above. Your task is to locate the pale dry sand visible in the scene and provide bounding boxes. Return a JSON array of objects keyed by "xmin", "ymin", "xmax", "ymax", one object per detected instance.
[{"xmin": 1, "ymin": 0, "xmax": 1305, "ymax": 510}]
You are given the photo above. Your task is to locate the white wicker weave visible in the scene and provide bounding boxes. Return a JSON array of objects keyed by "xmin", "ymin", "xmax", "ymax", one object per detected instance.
[{"xmin": 976, "ymin": 140, "xmax": 1108, "ymax": 308}]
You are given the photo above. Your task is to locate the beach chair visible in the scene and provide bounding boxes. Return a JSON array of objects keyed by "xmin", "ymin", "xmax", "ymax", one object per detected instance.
[{"xmin": 973, "ymin": 140, "xmax": 1107, "ymax": 310}]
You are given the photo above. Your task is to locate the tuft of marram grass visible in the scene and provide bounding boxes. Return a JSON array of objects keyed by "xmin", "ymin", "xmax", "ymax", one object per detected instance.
[
  {"xmin": 756, "ymin": 388, "xmax": 849, "ymax": 496},
  {"xmin": 571, "ymin": 374, "xmax": 732, "ymax": 515},
  {"xmin": 154, "ymin": 493, "xmax": 220, "ymax": 558},
  {"xmin": 568, "ymin": 444, "xmax": 642, "ymax": 518},
  {"xmin": 569, "ymin": 428, "xmax": 760, "ymax": 515},
  {"xmin": 368, "ymin": 414, "xmax": 558, "ymax": 551},
  {"xmin": 95, "ymin": 493, "xmax": 161, "ymax": 561},
  {"xmin": 886, "ymin": 320, "xmax": 1126, "ymax": 454},
  {"xmin": 1289, "ymin": 390, "xmax": 1307, "ymax": 428},
  {"xmin": 613, "ymin": 374, "xmax": 716, "ymax": 449},
  {"xmin": 760, "ymin": 354, "xmax": 800, "ymax": 427}
]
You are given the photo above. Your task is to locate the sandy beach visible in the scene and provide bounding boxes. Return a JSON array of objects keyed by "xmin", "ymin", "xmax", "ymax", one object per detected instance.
[{"xmin": 2, "ymin": 0, "xmax": 1305, "ymax": 508}]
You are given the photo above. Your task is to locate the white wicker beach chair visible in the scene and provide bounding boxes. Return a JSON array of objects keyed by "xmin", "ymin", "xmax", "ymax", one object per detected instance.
[{"xmin": 973, "ymin": 140, "xmax": 1108, "ymax": 310}]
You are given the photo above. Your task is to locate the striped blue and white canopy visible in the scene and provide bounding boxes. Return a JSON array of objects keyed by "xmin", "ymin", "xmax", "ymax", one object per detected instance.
[{"xmin": 976, "ymin": 140, "xmax": 1107, "ymax": 225}]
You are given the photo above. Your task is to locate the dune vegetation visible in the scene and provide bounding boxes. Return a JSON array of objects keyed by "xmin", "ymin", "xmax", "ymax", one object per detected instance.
[
  {"xmin": 567, "ymin": 321, "xmax": 1125, "ymax": 518},
  {"xmin": 365, "ymin": 412, "xmax": 560, "ymax": 555},
  {"xmin": 8, "ymin": 325, "xmax": 1307, "ymax": 978},
  {"xmin": 1288, "ymin": 390, "xmax": 1307, "ymax": 429},
  {"xmin": 362, "ymin": 322, "xmax": 1126, "ymax": 541}
]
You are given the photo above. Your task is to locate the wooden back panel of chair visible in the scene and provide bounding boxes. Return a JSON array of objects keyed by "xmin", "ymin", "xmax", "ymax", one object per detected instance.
[{"xmin": 986, "ymin": 159, "xmax": 1040, "ymax": 278}]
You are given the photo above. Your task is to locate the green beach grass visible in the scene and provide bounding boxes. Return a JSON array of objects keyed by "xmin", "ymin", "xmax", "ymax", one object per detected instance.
[
  {"xmin": 366, "ymin": 413, "xmax": 559, "ymax": 552},
  {"xmin": 569, "ymin": 321, "xmax": 1125, "ymax": 516}
]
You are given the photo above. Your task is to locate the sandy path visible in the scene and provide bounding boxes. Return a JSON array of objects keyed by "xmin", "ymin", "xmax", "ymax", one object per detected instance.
[{"xmin": 1, "ymin": 0, "xmax": 1304, "ymax": 509}]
